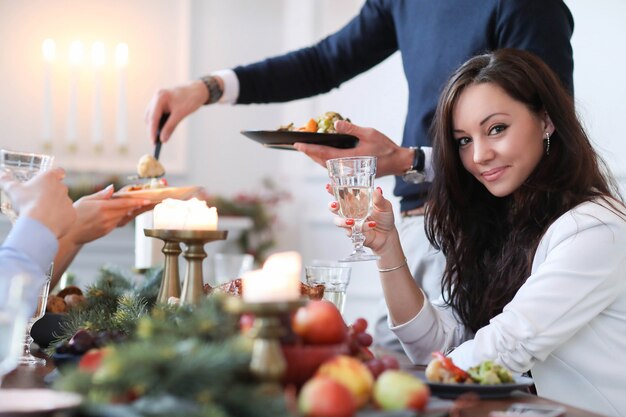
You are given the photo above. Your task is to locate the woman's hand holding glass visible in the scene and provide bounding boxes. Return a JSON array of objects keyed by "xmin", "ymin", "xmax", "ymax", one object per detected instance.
[{"xmin": 328, "ymin": 186, "xmax": 398, "ymax": 256}]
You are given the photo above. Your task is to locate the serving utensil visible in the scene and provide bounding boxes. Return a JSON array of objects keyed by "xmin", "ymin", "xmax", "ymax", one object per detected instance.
[{"xmin": 128, "ymin": 113, "xmax": 169, "ymax": 181}]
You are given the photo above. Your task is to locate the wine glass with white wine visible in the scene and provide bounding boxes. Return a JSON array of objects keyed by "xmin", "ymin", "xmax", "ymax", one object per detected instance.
[
  {"xmin": 1, "ymin": 149, "xmax": 55, "ymax": 366},
  {"xmin": 326, "ymin": 156, "xmax": 379, "ymax": 262}
]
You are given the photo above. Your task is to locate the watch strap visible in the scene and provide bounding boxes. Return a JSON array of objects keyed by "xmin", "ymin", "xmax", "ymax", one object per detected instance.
[{"xmin": 200, "ymin": 75, "xmax": 224, "ymax": 105}]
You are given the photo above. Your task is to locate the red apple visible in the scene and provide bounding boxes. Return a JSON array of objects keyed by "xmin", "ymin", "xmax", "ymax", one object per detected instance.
[
  {"xmin": 298, "ymin": 376, "xmax": 356, "ymax": 417},
  {"xmin": 373, "ymin": 370, "xmax": 430, "ymax": 411},
  {"xmin": 315, "ymin": 355, "xmax": 374, "ymax": 408},
  {"xmin": 292, "ymin": 300, "xmax": 347, "ymax": 345},
  {"xmin": 78, "ymin": 347, "xmax": 110, "ymax": 372}
]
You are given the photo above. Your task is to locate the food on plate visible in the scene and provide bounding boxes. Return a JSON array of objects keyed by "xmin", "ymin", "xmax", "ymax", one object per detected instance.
[
  {"xmin": 278, "ymin": 111, "xmax": 351, "ymax": 133},
  {"xmin": 425, "ymin": 352, "xmax": 514, "ymax": 385},
  {"xmin": 137, "ymin": 154, "xmax": 165, "ymax": 178},
  {"xmin": 46, "ymin": 285, "xmax": 85, "ymax": 314},
  {"xmin": 467, "ymin": 360, "xmax": 514, "ymax": 384},
  {"xmin": 119, "ymin": 177, "xmax": 168, "ymax": 192}
]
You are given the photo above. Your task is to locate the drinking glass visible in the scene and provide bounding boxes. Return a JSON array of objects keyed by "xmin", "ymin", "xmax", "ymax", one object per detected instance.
[
  {"xmin": 0, "ymin": 149, "xmax": 55, "ymax": 366},
  {"xmin": 305, "ymin": 263, "xmax": 352, "ymax": 314},
  {"xmin": 0, "ymin": 275, "xmax": 29, "ymax": 386},
  {"xmin": 211, "ymin": 253, "xmax": 254, "ymax": 286},
  {"xmin": 1, "ymin": 149, "xmax": 54, "ymax": 223},
  {"xmin": 326, "ymin": 156, "xmax": 379, "ymax": 262}
]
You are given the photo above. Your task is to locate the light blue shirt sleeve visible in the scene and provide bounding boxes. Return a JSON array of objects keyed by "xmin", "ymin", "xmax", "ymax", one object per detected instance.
[{"xmin": 0, "ymin": 217, "xmax": 58, "ymax": 310}]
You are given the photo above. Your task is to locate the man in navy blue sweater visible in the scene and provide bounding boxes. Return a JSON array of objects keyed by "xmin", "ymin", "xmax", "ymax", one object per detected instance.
[{"xmin": 146, "ymin": 0, "xmax": 573, "ymax": 351}]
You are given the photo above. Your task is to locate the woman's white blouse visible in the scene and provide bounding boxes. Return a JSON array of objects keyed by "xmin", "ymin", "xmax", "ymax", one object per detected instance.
[{"xmin": 390, "ymin": 199, "xmax": 626, "ymax": 417}]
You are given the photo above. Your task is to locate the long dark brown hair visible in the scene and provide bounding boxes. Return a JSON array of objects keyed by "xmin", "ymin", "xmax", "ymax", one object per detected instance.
[{"xmin": 426, "ymin": 48, "xmax": 622, "ymax": 333}]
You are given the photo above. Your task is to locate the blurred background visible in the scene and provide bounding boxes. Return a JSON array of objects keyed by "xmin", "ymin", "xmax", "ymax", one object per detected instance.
[{"xmin": 0, "ymin": 0, "xmax": 624, "ymax": 325}]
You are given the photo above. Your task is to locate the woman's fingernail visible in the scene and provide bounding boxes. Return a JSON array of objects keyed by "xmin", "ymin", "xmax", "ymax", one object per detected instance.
[
  {"xmin": 325, "ymin": 184, "xmax": 331, "ymax": 190},
  {"xmin": 376, "ymin": 186, "xmax": 383, "ymax": 195},
  {"xmin": 368, "ymin": 221, "xmax": 376, "ymax": 228},
  {"xmin": 330, "ymin": 202, "xmax": 338, "ymax": 209},
  {"xmin": 345, "ymin": 218, "xmax": 355, "ymax": 226}
]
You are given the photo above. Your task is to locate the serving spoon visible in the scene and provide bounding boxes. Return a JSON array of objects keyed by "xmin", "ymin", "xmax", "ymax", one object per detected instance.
[{"xmin": 128, "ymin": 113, "xmax": 169, "ymax": 181}]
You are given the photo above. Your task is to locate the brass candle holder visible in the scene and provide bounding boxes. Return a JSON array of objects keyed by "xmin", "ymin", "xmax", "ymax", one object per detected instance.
[
  {"xmin": 144, "ymin": 229, "xmax": 228, "ymax": 305},
  {"xmin": 225, "ymin": 297, "xmax": 307, "ymax": 383}
]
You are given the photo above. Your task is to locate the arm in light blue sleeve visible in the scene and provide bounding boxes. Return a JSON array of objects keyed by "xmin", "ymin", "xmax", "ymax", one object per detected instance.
[{"xmin": 0, "ymin": 217, "xmax": 58, "ymax": 309}]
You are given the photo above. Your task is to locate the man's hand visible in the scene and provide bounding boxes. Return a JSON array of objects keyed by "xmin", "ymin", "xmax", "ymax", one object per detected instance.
[
  {"xmin": 293, "ymin": 120, "xmax": 413, "ymax": 178},
  {"xmin": 144, "ymin": 80, "xmax": 210, "ymax": 144},
  {"xmin": 0, "ymin": 168, "xmax": 76, "ymax": 238}
]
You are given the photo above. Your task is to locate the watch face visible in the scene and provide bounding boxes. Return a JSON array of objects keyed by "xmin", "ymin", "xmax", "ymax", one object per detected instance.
[{"xmin": 403, "ymin": 170, "xmax": 425, "ymax": 184}]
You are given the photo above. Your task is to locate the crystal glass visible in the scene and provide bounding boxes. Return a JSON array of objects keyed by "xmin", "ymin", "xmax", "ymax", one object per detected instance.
[
  {"xmin": 1, "ymin": 149, "xmax": 55, "ymax": 223},
  {"xmin": 211, "ymin": 253, "xmax": 254, "ymax": 286},
  {"xmin": 326, "ymin": 156, "xmax": 379, "ymax": 262},
  {"xmin": 0, "ymin": 149, "xmax": 54, "ymax": 366},
  {"xmin": 0, "ymin": 275, "xmax": 29, "ymax": 386},
  {"xmin": 305, "ymin": 263, "xmax": 352, "ymax": 314}
]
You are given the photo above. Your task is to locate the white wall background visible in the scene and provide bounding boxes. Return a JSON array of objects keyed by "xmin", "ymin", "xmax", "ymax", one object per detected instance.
[{"xmin": 1, "ymin": 0, "xmax": 625, "ymax": 325}]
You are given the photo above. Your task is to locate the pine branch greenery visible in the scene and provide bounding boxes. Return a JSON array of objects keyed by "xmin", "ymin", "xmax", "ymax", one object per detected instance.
[{"xmin": 50, "ymin": 267, "xmax": 290, "ymax": 417}]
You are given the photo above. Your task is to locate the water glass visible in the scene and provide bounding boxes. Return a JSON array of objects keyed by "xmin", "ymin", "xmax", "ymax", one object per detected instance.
[
  {"xmin": 305, "ymin": 263, "xmax": 352, "ymax": 314},
  {"xmin": 211, "ymin": 253, "xmax": 254, "ymax": 286},
  {"xmin": 0, "ymin": 275, "xmax": 29, "ymax": 385},
  {"xmin": 0, "ymin": 149, "xmax": 54, "ymax": 223},
  {"xmin": 326, "ymin": 156, "xmax": 378, "ymax": 262}
]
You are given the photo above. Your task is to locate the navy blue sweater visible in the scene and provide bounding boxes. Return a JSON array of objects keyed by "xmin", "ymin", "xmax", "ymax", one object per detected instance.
[{"xmin": 234, "ymin": 0, "xmax": 574, "ymax": 211}]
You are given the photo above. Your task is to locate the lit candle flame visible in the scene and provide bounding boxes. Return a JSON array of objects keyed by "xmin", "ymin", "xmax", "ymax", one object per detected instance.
[
  {"xmin": 91, "ymin": 42, "xmax": 105, "ymax": 67},
  {"xmin": 42, "ymin": 39, "xmax": 55, "ymax": 62},
  {"xmin": 115, "ymin": 43, "xmax": 128, "ymax": 68},
  {"xmin": 69, "ymin": 40, "xmax": 83, "ymax": 66}
]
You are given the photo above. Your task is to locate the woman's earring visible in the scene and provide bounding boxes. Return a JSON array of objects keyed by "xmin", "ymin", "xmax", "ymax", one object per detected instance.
[{"xmin": 544, "ymin": 132, "xmax": 551, "ymax": 156}]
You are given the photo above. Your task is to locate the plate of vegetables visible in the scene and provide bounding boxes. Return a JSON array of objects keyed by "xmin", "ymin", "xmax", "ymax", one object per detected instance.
[
  {"xmin": 241, "ymin": 111, "xmax": 358, "ymax": 150},
  {"xmin": 414, "ymin": 352, "xmax": 534, "ymax": 399}
]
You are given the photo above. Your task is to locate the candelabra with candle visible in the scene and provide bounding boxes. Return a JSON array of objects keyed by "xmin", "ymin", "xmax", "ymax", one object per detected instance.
[
  {"xmin": 146, "ymin": 198, "xmax": 224, "ymax": 305},
  {"xmin": 225, "ymin": 296, "xmax": 306, "ymax": 383},
  {"xmin": 224, "ymin": 252, "xmax": 304, "ymax": 383},
  {"xmin": 144, "ymin": 229, "xmax": 227, "ymax": 306}
]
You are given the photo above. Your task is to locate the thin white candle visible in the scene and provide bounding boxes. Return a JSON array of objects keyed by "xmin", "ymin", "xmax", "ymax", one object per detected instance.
[
  {"xmin": 67, "ymin": 40, "xmax": 83, "ymax": 149},
  {"xmin": 242, "ymin": 251, "xmax": 302, "ymax": 303},
  {"xmin": 91, "ymin": 42, "xmax": 105, "ymax": 149},
  {"xmin": 115, "ymin": 43, "xmax": 128, "ymax": 149},
  {"xmin": 153, "ymin": 198, "xmax": 218, "ymax": 230},
  {"xmin": 42, "ymin": 39, "xmax": 55, "ymax": 146}
]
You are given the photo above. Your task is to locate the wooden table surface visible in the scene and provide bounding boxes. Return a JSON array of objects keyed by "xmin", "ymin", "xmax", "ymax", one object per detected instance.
[{"xmin": 3, "ymin": 359, "xmax": 607, "ymax": 417}]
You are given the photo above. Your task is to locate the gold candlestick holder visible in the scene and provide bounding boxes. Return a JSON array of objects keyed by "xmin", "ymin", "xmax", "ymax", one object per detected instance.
[
  {"xmin": 225, "ymin": 297, "xmax": 307, "ymax": 383},
  {"xmin": 144, "ymin": 229, "xmax": 228, "ymax": 305}
]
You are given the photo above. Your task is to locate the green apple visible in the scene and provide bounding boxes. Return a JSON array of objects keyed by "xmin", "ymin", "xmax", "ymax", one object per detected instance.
[{"xmin": 373, "ymin": 369, "xmax": 430, "ymax": 411}]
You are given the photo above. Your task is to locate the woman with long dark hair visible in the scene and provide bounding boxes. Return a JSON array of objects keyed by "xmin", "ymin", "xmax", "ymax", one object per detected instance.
[{"xmin": 329, "ymin": 49, "xmax": 626, "ymax": 416}]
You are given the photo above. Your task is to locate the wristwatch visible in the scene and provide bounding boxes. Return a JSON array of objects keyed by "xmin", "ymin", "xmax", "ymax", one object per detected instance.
[
  {"xmin": 402, "ymin": 146, "xmax": 426, "ymax": 184},
  {"xmin": 200, "ymin": 75, "xmax": 224, "ymax": 105}
]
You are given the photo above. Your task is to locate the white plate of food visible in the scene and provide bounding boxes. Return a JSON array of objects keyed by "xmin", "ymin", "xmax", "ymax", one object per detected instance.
[
  {"xmin": 0, "ymin": 389, "xmax": 82, "ymax": 415},
  {"xmin": 113, "ymin": 185, "xmax": 201, "ymax": 203}
]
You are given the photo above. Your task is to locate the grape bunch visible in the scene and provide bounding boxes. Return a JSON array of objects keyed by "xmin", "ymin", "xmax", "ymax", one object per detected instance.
[
  {"xmin": 55, "ymin": 329, "xmax": 126, "ymax": 355},
  {"xmin": 347, "ymin": 317, "xmax": 401, "ymax": 379}
]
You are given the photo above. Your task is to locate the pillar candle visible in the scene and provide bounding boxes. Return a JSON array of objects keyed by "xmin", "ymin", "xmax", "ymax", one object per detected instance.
[
  {"xmin": 91, "ymin": 42, "xmax": 105, "ymax": 148},
  {"xmin": 41, "ymin": 39, "xmax": 55, "ymax": 145},
  {"xmin": 67, "ymin": 40, "xmax": 83, "ymax": 148},
  {"xmin": 153, "ymin": 198, "xmax": 218, "ymax": 230},
  {"xmin": 242, "ymin": 251, "xmax": 301, "ymax": 303},
  {"xmin": 115, "ymin": 43, "xmax": 128, "ymax": 148}
]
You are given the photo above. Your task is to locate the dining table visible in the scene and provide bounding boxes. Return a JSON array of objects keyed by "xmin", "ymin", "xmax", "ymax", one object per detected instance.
[{"xmin": 2, "ymin": 350, "xmax": 608, "ymax": 417}]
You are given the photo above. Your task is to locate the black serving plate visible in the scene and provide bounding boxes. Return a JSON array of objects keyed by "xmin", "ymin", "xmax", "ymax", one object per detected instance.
[
  {"xmin": 241, "ymin": 130, "xmax": 359, "ymax": 150},
  {"xmin": 411, "ymin": 370, "xmax": 533, "ymax": 399},
  {"xmin": 30, "ymin": 313, "xmax": 68, "ymax": 349}
]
